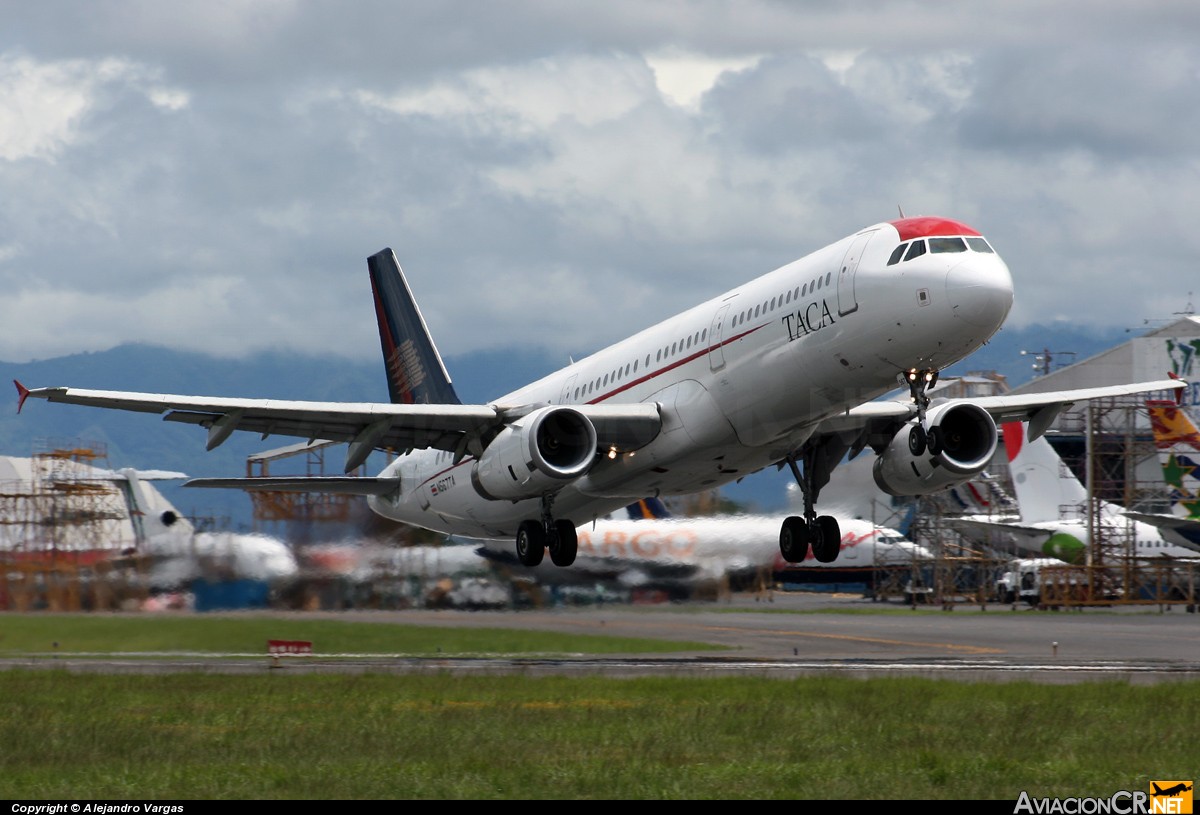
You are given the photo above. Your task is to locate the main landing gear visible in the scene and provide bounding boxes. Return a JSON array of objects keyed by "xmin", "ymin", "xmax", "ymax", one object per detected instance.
[
  {"xmin": 515, "ymin": 495, "xmax": 578, "ymax": 568},
  {"xmin": 779, "ymin": 446, "xmax": 841, "ymax": 564}
]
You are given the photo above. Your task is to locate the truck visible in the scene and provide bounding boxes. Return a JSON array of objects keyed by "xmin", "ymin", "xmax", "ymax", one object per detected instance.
[{"xmin": 994, "ymin": 558, "xmax": 1064, "ymax": 606}]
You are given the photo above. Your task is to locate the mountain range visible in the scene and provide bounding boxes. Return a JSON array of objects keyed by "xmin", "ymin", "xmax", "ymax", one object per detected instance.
[{"xmin": 0, "ymin": 321, "xmax": 1132, "ymax": 535}]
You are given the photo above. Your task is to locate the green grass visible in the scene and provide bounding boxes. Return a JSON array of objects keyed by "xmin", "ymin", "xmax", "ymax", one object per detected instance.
[
  {"xmin": 0, "ymin": 613, "xmax": 716, "ymax": 656},
  {"xmin": 0, "ymin": 672, "xmax": 1195, "ymax": 799},
  {"xmin": 0, "ymin": 614, "xmax": 1196, "ymax": 799}
]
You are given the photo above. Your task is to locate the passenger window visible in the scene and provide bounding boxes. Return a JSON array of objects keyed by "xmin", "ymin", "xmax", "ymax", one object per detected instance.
[
  {"xmin": 966, "ymin": 237, "xmax": 995, "ymax": 254},
  {"xmin": 904, "ymin": 240, "xmax": 927, "ymax": 261},
  {"xmin": 887, "ymin": 244, "xmax": 907, "ymax": 265},
  {"xmin": 929, "ymin": 237, "xmax": 967, "ymax": 253}
]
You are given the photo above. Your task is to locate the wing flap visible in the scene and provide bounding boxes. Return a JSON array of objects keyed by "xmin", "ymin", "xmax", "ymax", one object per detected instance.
[{"xmin": 21, "ymin": 385, "xmax": 501, "ymax": 457}]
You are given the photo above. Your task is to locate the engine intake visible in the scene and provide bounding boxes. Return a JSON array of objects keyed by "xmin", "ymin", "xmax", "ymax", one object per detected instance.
[
  {"xmin": 472, "ymin": 406, "xmax": 598, "ymax": 501},
  {"xmin": 873, "ymin": 402, "xmax": 998, "ymax": 497}
]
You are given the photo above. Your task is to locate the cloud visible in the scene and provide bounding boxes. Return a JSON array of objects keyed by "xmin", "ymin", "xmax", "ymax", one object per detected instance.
[{"xmin": 0, "ymin": 2, "xmax": 1198, "ymax": 365}]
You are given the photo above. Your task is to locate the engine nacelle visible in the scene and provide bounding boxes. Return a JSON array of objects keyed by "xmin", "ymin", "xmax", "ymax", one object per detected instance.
[
  {"xmin": 872, "ymin": 402, "xmax": 998, "ymax": 497},
  {"xmin": 471, "ymin": 405, "xmax": 598, "ymax": 501}
]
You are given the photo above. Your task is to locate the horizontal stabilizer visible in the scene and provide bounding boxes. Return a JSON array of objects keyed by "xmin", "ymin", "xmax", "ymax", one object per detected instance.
[{"xmin": 185, "ymin": 476, "xmax": 402, "ymax": 496}]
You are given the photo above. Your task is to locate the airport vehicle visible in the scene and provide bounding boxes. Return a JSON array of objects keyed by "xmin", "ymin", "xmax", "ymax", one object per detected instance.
[
  {"xmin": 14, "ymin": 216, "xmax": 1186, "ymax": 571},
  {"xmin": 476, "ymin": 496, "xmax": 933, "ymax": 596},
  {"xmin": 953, "ymin": 422, "xmax": 1200, "ymax": 562},
  {"xmin": 994, "ymin": 557, "xmax": 1075, "ymax": 605}
]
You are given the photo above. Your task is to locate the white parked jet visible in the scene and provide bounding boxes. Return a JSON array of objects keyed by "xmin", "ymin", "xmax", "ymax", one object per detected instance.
[
  {"xmin": 15, "ymin": 216, "xmax": 1186, "ymax": 570},
  {"xmin": 1122, "ymin": 398, "xmax": 1200, "ymax": 550},
  {"xmin": 952, "ymin": 421, "xmax": 1200, "ymax": 562},
  {"xmin": 475, "ymin": 497, "xmax": 933, "ymax": 595}
]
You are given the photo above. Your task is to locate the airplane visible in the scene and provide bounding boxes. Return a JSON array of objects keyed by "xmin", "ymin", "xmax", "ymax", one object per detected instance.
[
  {"xmin": 0, "ymin": 459, "xmax": 298, "ymax": 589},
  {"xmin": 950, "ymin": 421, "xmax": 1200, "ymax": 563},
  {"xmin": 1151, "ymin": 782, "xmax": 1193, "ymax": 797},
  {"xmin": 113, "ymin": 466, "xmax": 299, "ymax": 590},
  {"xmin": 474, "ymin": 496, "xmax": 934, "ymax": 597},
  {"xmin": 14, "ymin": 215, "xmax": 1187, "ymax": 573},
  {"xmin": 1121, "ymin": 399, "xmax": 1200, "ymax": 549}
]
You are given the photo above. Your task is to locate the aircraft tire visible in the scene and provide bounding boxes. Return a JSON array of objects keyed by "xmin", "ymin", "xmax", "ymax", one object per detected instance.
[
  {"xmin": 779, "ymin": 516, "xmax": 809, "ymax": 563},
  {"xmin": 908, "ymin": 425, "xmax": 926, "ymax": 456},
  {"xmin": 813, "ymin": 515, "xmax": 841, "ymax": 563},
  {"xmin": 927, "ymin": 426, "xmax": 944, "ymax": 455},
  {"xmin": 516, "ymin": 520, "xmax": 545, "ymax": 567},
  {"xmin": 550, "ymin": 520, "xmax": 578, "ymax": 567}
]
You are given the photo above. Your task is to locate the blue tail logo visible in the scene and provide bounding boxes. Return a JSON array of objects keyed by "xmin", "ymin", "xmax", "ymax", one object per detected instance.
[{"xmin": 625, "ymin": 497, "xmax": 671, "ymax": 520}]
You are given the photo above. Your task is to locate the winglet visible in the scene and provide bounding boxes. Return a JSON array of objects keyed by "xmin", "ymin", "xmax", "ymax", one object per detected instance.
[
  {"xmin": 14, "ymin": 380, "xmax": 29, "ymax": 414},
  {"xmin": 1168, "ymin": 370, "xmax": 1184, "ymax": 405}
]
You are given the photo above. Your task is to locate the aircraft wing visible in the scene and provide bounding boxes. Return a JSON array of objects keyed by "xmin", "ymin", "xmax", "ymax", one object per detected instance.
[
  {"xmin": 14, "ymin": 382, "xmax": 663, "ymax": 472},
  {"xmin": 185, "ymin": 476, "xmax": 403, "ymax": 495},
  {"xmin": 946, "ymin": 516, "xmax": 1053, "ymax": 542},
  {"xmin": 819, "ymin": 378, "xmax": 1186, "ymax": 444},
  {"xmin": 1121, "ymin": 511, "xmax": 1200, "ymax": 554}
]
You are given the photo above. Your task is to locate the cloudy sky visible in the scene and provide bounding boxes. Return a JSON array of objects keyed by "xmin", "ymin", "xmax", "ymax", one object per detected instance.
[{"xmin": 2, "ymin": 1, "xmax": 1198, "ymax": 366}]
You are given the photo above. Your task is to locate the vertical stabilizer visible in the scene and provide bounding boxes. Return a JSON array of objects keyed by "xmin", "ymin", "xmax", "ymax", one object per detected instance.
[
  {"xmin": 1002, "ymin": 422, "xmax": 1089, "ymax": 524},
  {"xmin": 368, "ymin": 248, "xmax": 461, "ymax": 405},
  {"xmin": 625, "ymin": 497, "xmax": 672, "ymax": 520},
  {"xmin": 1146, "ymin": 399, "xmax": 1200, "ymax": 519},
  {"xmin": 112, "ymin": 468, "xmax": 194, "ymax": 553}
]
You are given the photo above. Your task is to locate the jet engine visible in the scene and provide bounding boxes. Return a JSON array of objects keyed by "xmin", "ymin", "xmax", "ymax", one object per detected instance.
[
  {"xmin": 471, "ymin": 405, "xmax": 598, "ymax": 501},
  {"xmin": 872, "ymin": 402, "xmax": 998, "ymax": 497}
]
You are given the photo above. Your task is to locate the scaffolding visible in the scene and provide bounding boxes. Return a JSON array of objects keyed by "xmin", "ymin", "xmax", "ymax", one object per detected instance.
[
  {"xmin": 243, "ymin": 440, "xmax": 372, "ymax": 541},
  {"xmin": 0, "ymin": 439, "xmax": 149, "ymax": 611},
  {"xmin": 904, "ymin": 394, "xmax": 1200, "ymax": 610}
]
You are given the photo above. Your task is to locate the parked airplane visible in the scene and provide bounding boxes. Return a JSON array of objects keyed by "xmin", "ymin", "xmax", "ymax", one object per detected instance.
[
  {"xmin": 1122, "ymin": 399, "xmax": 1200, "ymax": 549},
  {"xmin": 951, "ymin": 422, "xmax": 1200, "ymax": 562},
  {"xmin": 113, "ymin": 467, "xmax": 299, "ymax": 589},
  {"xmin": 17, "ymin": 463, "xmax": 299, "ymax": 588},
  {"xmin": 15, "ymin": 216, "xmax": 1186, "ymax": 571},
  {"xmin": 475, "ymin": 496, "xmax": 933, "ymax": 596}
]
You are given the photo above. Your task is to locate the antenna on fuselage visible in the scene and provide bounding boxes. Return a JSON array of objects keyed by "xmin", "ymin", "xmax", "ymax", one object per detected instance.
[{"xmin": 897, "ymin": 204, "xmax": 906, "ymax": 218}]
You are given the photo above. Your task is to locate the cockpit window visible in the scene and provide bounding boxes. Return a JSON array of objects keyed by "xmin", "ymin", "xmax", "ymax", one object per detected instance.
[
  {"xmin": 891, "ymin": 235, "xmax": 995, "ymax": 265},
  {"xmin": 903, "ymin": 240, "xmax": 927, "ymax": 262},
  {"xmin": 929, "ymin": 237, "xmax": 968, "ymax": 254}
]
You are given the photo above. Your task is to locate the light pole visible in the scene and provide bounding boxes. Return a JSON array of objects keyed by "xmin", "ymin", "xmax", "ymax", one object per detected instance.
[{"xmin": 1020, "ymin": 347, "xmax": 1076, "ymax": 377}]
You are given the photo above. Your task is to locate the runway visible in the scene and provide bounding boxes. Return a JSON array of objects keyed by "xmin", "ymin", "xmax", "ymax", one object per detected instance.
[{"xmin": 3, "ymin": 592, "xmax": 1197, "ymax": 684}]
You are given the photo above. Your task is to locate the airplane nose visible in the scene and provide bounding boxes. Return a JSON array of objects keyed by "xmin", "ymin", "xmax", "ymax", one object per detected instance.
[{"xmin": 945, "ymin": 256, "xmax": 1014, "ymax": 330}]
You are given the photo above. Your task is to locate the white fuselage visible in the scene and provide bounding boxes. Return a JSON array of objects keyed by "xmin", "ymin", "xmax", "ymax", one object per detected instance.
[
  {"xmin": 476, "ymin": 514, "xmax": 933, "ymax": 587},
  {"xmin": 370, "ymin": 220, "xmax": 1014, "ymax": 538}
]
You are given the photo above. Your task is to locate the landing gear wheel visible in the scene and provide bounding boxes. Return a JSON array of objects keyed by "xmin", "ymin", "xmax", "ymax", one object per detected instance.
[
  {"xmin": 927, "ymin": 426, "xmax": 944, "ymax": 456},
  {"xmin": 908, "ymin": 425, "xmax": 927, "ymax": 456},
  {"xmin": 549, "ymin": 520, "xmax": 578, "ymax": 567},
  {"xmin": 516, "ymin": 520, "xmax": 545, "ymax": 567},
  {"xmin": 812, "ymin": 515, "xmax": 841, "ymax": 563},
  {"xmin": 779, "ymin": 516, "xmax": 810, "ymax": 563}
]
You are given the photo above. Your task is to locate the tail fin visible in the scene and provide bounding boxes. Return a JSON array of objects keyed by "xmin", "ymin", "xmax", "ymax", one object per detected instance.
[
  {"xmin": 625, "ymin": 497, "xmax": 672, "ymax": 520},
  {"xmin": 368, "ymin": 248, "xmax": 461, "ymax": 405},
  {"xmin": 1002, "ymin": 422, "xmax": 1089, "ymax": 524},
  {"xmin": 1146, "ymin": 399, "xmax": 1200, "ymax": 519}
]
